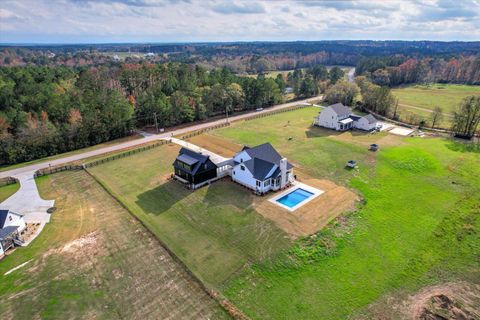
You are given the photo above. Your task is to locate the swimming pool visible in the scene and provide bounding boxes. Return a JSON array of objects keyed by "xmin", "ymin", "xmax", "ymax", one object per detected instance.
[{"xmin": 276, "ymin": 188, "xmax": 314, "ymax": 208}]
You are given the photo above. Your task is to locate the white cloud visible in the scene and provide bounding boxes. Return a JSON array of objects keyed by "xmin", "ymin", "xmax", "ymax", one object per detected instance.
[{"xmin": 0, "ymin": 0, "xmax": 478, "ymax": 43}]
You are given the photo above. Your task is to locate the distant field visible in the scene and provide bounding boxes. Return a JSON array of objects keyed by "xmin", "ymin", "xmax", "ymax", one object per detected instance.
[
  {"xmin": 0, "ymin": 182, "xmax": 19, "ymax": 202},
  {"xmin": 88, "ymin": 144, "xmax": 291, "ymax": 287},
  {"xmin": 391, "ymin": 84, "xmax": 480, "ymax": 127},
  {"xmin": 0, "ymin": 172, "xmax": 226, "ymax": 319},
  {"xmin": 239, "ymin": 66, "xmax": 352, "ymax": 80}
]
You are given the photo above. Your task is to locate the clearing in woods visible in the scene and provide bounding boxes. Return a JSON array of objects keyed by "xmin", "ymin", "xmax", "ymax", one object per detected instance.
[
  {"xmin": 391, "ymin": 83, "xmax": 480, "ymax": 127},
  {"xmin": 0, "ymin": 171, "xmax": 228, "ymax": 319}
]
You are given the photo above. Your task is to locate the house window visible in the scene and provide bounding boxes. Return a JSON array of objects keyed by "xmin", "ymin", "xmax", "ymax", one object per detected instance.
[
  {"xmin": 233, "ymin": 171, "xmax": 235, "ymax": 175},
  {"xmin": 9, "ymin": 216, "xmax": 12, "ymax": 221},
  {"xmin": 264, "ymin": 179, "xmax": 270, "ymax": 187},
  {"xmin": 240, "ymin": 165, "xmax": 245, "ymax": 171},
  {"xmin": 240, "ymin": 158, "xmax": 243, "ymax": 163},
  {"xmin": 256, "ymin": 181, "xmax": 261, "ymax": 187}
]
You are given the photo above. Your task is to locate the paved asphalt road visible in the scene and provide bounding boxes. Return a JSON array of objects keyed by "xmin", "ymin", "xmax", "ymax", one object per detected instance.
[{"xmin": 0, "ymin": 96, "xmax": 322, "ymax": 179}]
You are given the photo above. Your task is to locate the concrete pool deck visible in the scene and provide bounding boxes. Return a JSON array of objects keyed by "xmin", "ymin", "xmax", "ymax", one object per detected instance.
[{"xmin": 268, "ymin": 182, "xmax": 324, "ymax": 212}]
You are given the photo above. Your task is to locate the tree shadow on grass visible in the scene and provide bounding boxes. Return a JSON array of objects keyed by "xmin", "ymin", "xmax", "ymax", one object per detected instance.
[
  {"xmin": 135, "ymin": 180, "xmax": 190, "ymax": 215},
  {"xmin": 446, "ymin": 140, "xmax": 480, "ymax": 154},
  {"xmin": 202, "ymin": 179, "xmax": 254, "ymax": 211},
  {"xmin": 305, "ymin": 125, "xmax": 368, "ymax": 139}
]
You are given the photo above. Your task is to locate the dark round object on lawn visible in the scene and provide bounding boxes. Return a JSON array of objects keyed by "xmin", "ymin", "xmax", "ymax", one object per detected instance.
[{"xmin": 47, "ymin": 207, "xmax": 56, "ymax": 214}]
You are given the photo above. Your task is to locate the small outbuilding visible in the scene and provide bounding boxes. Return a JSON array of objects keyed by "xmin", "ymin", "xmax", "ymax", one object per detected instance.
[{"xmin": 173, "ymin": 148, "xmax": 218, "ymax": 189}]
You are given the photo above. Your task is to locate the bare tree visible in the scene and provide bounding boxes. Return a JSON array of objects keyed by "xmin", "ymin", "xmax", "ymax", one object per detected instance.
[
  {"xmin": 431, "ymin": 106, "xmax": 443, "ymax": 128},
  {"xmin": 451, "ymin": 96, "xmax": 480, "ymax": 139}
]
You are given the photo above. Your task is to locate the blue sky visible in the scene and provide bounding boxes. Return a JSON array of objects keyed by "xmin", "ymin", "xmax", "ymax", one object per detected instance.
[{"xmin": 1, "ymin": 0, "xmax": 479, "ymax": 43}]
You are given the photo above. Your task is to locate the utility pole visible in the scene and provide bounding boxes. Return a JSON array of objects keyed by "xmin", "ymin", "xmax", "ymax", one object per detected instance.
[{"xmin": 153, "ymin": 112, "xmax": 159, "ymax": 133}]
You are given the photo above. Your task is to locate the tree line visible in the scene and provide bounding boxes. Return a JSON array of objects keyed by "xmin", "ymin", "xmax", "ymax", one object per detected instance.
[
  {"xmin": 0, "ymin": 63, "xmax": 289, "ymax": 165},
  {"xmin": 356, "ymin": 56, "xmax": 480, "ymax": 86}
]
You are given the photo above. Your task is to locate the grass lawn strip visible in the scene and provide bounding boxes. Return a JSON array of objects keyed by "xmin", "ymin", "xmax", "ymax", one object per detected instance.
[{"xmin": 0, "ymin": 171, "xmax": 228, "ymax": 319}]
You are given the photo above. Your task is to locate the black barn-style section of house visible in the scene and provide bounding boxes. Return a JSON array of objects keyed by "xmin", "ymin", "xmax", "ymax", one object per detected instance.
[{"xmin": 173, "ymin": 148, "xmax": 218, "ymax": 188}]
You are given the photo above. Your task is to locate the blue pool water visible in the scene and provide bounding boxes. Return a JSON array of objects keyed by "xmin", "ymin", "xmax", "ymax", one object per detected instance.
[{"xmin": 276, "ymin": 188, "xmax": 314, "ymax": 208}]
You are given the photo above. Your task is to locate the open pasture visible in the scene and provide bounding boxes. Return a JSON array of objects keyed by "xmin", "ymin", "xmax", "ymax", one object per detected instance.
[
  {"xmin": 391, "ymin": 83, "xmax": 480, "ymax": 127},
  {"xmin": 0, "ymin": 172, "xmax": 227, "ymax": 319},
  {"xmin": 212, "ymin": 108, "xmax": 480, "ymax": 319}
]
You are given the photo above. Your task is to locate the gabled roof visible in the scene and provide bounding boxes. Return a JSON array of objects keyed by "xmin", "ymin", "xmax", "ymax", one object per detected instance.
[
  {"xmin": 173, "ymin": 148, "xmax": 217, "ymax": 175},
  {"xmin": 363, "ymin": 114, "xmax": 377, "ymax": 124},
  {"xmin": 328, "ymin": 103, "xmax": 351, "ymax": 116},
  {"xmin": 240, "ymin": 143, "xmax": 293, "ymax": 180},
  {"xmin": 0, "ymin": 209, "xmax": 22, "ymax": 229},
  {"xmin": 243, "ymin": 143, "xmax": 283, "ymax": 165},
  {"xmin": 0, "ymin": 210, "xmax": 8, "ymax": 229},
  {"xmin": 243, "ymin": 158, "xmax": 276, "ymax": 180}
]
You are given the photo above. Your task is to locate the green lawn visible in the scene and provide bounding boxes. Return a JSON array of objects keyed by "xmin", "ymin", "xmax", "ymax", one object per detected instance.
[
  {"xmin": 0, "ymin": 172, "xmax": 227, "ymax": 319},
  {"xmin": 213, "ymin": 107, "xmax": 389, "ymax": 185},
  {"xmin": 211, "ymin": 109, "xmax": 480, "ymax": 319},
  {"xmin": 88, "ymin": 144, "xmax": 291, "ymax": 287},
  {"xmin": 0, "ymin": 182, "xmax": 19, "ymax": 202},
  {"xmin": 391, "ymin": 83, "xmax": 480, "ymax": 127}
]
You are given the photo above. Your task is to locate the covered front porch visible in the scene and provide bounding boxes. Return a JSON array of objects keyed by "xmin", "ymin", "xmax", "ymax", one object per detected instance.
[{"xmin": 338, "ymin": 118, "xmax": 353, "ymax": 131}]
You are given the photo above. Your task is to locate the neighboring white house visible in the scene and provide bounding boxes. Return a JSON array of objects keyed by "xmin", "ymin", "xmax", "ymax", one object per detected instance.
[
  {"xmin": 231, "ymin": 143, "xmax": 294, "ymax": 194},
  {"xmin": 314, "ymin": 103, "xmax": 378, "ymax": 131}
]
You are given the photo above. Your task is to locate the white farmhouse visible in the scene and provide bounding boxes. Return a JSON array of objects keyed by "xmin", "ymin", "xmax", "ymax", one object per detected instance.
[
  {"xmin": 315, "ymin": 103, "xmax": 378, "ymax": 131},
  {"xmin": 231, "ymin": 143, "xmax": 294, "ymax": 194}
]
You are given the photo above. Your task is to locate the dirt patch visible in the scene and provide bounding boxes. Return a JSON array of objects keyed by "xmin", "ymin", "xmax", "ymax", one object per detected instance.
[
  {"xmin": 409, "ymin": 283, "xmax": 480, "ymax": 320},
  {"xmin": 186, "ymin": 134, "xmax": 242, "ymax": 158},
  {"xmin": 61, "ymin": 232, "xmax": 98, "ymax": 254},
  {"xmin": 254, "ymin": 176, "xmax": 359, "ymax": 238},
  {"xmin": 364, "ymin": 282, "xmax": 480, "ymax": 320},
  {"xmin": 42, "ymin": 232, "xmax": 101, "ymax": 261}
]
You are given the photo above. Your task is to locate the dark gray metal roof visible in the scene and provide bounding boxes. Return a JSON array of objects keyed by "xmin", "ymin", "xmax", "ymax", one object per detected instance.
[
  {"xmin": 173, "ymin": 147, "xmax": 217, "ymax": 175},
  {"xmin": 349, "ymin": 115, "xmax": 361, "ymax": 121},
  {"xmin": 243, "ymin": 158, "xmax": 275, "ymax": 180},
  {"xmin": 0, "ymin": 210, "xmax": 9, "ymax": 229},
  {"xmin": 0, "ymin": 225, "xmax": 18, "ymax": 240},
  {"xmin": 242, "ymin": 143, "xmax": 293, "ymax": 180},
  {"xmin": 244, "ymin": 143, "xmax": 282, "ymax": 164},
  {"xmin": 328, "ymin": 103, "xmax": 351, "ymax": 115},
  {"xmin": 363, "ymin": 114, "xmax": 377, "ymax": 124},
  {"xmin": 177, "ymin": 153, "xmax": 199, "ymax": 166}
]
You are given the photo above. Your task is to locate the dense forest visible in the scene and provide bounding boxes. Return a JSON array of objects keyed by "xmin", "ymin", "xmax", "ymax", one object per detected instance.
[
  {"xmin": 2, "ymin": 41, "xmax": 480, "ymax": 75},
  {"xmin": 0, "ymin": 63, "xmax": 295, "ymax": 165},
  {"xmin": 356, "ymin": 55, "xmax": 480, "ymax": 85}
]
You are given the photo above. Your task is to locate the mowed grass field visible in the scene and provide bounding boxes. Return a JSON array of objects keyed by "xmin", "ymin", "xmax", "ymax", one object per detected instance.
[
  {"xmin": 88, "ymin": 144, "xmax": 291, "ymax": 287},
  {"xmin": 0, "ymin": 182, "xmax": 19, "ymax": 202},
  {"xmin": 203, "ymin": 107, "xmax": 480, "ymax": 319},
  {"xmin": 0, "ymin": 172, "xmax": 227, "ymax": 319},
  {"xmin": 391, "ymin": 83, "xmax": 480, "ymax": 127}
]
